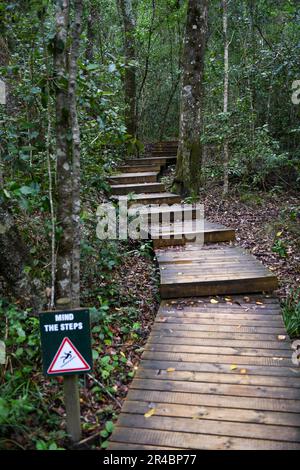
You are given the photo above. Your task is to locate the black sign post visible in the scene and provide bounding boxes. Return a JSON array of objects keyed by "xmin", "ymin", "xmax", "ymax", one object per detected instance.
[{"xmin": 39, "ymin": 309, "xmax": 92, "ymax": 442}]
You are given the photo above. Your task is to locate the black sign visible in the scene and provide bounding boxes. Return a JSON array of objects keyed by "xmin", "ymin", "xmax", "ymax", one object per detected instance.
[{"xmin": 39, "ymin": 309, "xmax": 92, "ymax": 376}]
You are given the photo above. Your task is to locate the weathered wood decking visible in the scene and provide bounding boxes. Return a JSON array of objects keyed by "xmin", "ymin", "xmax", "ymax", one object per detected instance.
[{"xmin": 108, "ymin": 142, "xmax": 300, "ymax": 450}]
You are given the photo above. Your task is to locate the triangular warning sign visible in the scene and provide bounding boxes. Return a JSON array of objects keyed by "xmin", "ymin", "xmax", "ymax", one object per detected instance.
[{"xmin": 47, "ymin": 337, "xmax": 91, "ymax": 374}]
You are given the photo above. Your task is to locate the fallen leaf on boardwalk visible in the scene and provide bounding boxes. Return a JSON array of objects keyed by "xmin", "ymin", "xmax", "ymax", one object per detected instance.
[
  {"xmin": 225, "ymin": 297, "xmax": 232, "ymax": 302},
  {"xmin": 210, "ymin": 299, "xmax": 219, "ymax": 304},
  {"xmin": 256, "ymin": 301, "xmax": 264, "ymax": 305},
  {"xmin": 167, "ymin": 368, "xmax": 176, "ymax": 373},
  {"xmin": 177, "ymin": 272, "xmax": 183, "ymax": 275},
  {"xmin": 144, "ymin": 408, "xmax": 156, "ymax": 418},
  {"xmin": 278, "ymin": 335, "xmax": 286, "ymax": 341},
  {"xmin": 236, "ymin": 325, "xmax": 241, "ymax": 329},
  {"xmin": 244, "ymin": 296, "xmax": 250, "ymax": 302},
  {"xmin": 230, "ymin": 364, "xmax": 238, "ymax": 370},
  {"xmin": 240, "ymin": 369, "xmax": 247, "ymax": 374}
]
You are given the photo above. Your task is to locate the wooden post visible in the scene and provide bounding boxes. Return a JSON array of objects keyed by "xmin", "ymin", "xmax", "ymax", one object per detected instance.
[
  {"xmin": 63, "ymin": 375, "xmax": 82, "ymax": 442},
  {"xmin": 56, "ymin": 299, "xmax": 82, "ymax": 443}
]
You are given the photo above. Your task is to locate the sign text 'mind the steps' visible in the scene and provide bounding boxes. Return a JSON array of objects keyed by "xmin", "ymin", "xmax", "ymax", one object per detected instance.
[{"xmin": 42, "ymin": 313, "xmax": 83, "ymax": 332}]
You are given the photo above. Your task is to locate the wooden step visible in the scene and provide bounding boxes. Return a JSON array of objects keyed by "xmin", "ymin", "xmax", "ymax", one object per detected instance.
[
  {"xmin": 109, "ymin": 172, "xmax": 158, "ymax": 185},
  {"xmin": 157, "ymin": 246, "xmax": 278, "ymax": 299},
  {"xmin": 126, "ymin": 156, "xmax": 176, "ymax": 166},
  {"xmin": 146, "ymin": 151, "xmax": 177, "ymax": 157},
  {"xmin": 151, "ymin": 220, "xmax": 235, "ymax": 248},
  {"xmin": 149, "ymin": 141, "xmax": 178, "ymax": 150},
  {"xmin": 128, "ymin": 203, "xmax": 201, "ymax": 222},
  {"xmin": 110, "ymin": 182, "xmax": 165, "ymax": 196},
  {"xmin": 113, "ymin": 192, "xmax": 182, "ymax": 206},
  {"xmin": 118, "ymin": 164, "xmax": 162, "ymax": 173}
]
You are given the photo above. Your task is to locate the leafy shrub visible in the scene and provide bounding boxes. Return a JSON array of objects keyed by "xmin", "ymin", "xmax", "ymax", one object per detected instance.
[{"xmin": 282, "ymin": 289, "xmax": 300, "ymax": 338}]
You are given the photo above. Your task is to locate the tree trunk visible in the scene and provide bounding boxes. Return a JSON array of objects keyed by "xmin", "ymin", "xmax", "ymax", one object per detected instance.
[
  {"xmin": 119, "ymin": 0, "xmax": 136, "ymax": 137},
  {"xmin": 86, "ymin": 3, "xmax": 99, "ymax": 63},
  {"xmin": 69, "ymin": 0, "xmax": 83, "ymax": 308},
  {"xmin": 223, "ymin": 0, "xmax": 229, "ymax": 196},
  {"xmin": 0, "ymin": 206, "xmax": 44, "ymax": 311},
  {"xmin": 54, "ymin": 0, "xmax": 73, "ymax": 307},
  {"xmin": 172, "ymin": 0, "xmax": 209, "ymax": 196}
]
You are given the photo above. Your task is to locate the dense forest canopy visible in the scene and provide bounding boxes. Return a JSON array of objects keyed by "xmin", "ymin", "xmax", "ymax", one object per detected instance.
[{"xmin": 0, "ymin": 0, "xmax": 299, "ymax": 451}]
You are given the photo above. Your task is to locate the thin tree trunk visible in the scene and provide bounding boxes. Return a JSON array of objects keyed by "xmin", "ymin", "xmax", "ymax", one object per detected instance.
[
  {"xmin": 223, "ymin": 0, "xmax": 229, "ymax": 196},
  {"xmin": 136, "ymin": 0, "xmax": 156, "ymax": 137},
  {"xmin": 119, "ymin": 0, "xmax": 136, "ymax": 137},
  {"xmin": 172, "ymin": 0, "xmax": 209, "ymax": 196},
  {"xmin": 159, "ymin": 74, "xmax": 180, "ymax": 141},
  {"xmin": 69, "ymin": 0, "xmax": 83, "ymax": 308},
  {"xmin": 54, "ymin": 0, "xmax": 73, "ymax": 307}
]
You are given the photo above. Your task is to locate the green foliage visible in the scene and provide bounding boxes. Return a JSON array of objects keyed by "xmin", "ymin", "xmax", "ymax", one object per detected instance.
[
  {"xmin": 272, "ymin": 239, "xmax": 288, "ymax": 258},
  {"xmin": 36, "ymin": 440, "xmax": 64, "ymax": 451},
  {"xmin": 0, "ymin": 302, "xmax": 65, "ymax": 449},
  {"xmin": 282, "ymin": 289, "xmax": 300, "ymax": 337}
]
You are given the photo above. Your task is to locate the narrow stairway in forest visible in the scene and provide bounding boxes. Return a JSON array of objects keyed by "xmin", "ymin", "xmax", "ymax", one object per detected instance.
[{"xmin": 108, "ymin": 141, "xmax": 300, "ymax": 450}]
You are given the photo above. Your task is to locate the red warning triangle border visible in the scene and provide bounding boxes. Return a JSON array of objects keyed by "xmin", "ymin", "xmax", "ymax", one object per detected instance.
[{"xmin": 47, "ymin": 337, "xmax": 91, "ymax": 374}]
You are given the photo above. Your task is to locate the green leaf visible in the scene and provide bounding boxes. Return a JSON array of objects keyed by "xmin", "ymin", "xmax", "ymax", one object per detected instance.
[
  {"xmin": 92, "ymin": 350, "xmax": 99, "ymax": 360},
  {"xmin": 108, "ymin": 63, "xmax": 116, "ymax": 73},
  {"xmin": 36, "ymin": 440, "xmax": 47, "ymax": 450},
  {"xmin": 100, "ymin": 429, "xmax": 109, "ymax": 438},
  {"xmin": 86, "ymin": 63, "xmax": 99, "ymax": 71},
  {"xmin": 48, "ymin": 442, "xmax": 58, "ymax": 450},
  {"xmin": 105, "ymin": 421, "xmax": 114, "ymax": 433},
  {"xmin": 30, "ymin": 86, "xmax": 41, "ymax": 94},
  {"xmin": 19, "ymin": 186, "xmax": 35, "ymax": 195}
]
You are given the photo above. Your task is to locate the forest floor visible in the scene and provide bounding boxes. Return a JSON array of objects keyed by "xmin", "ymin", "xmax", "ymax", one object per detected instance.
[{"xmin": 203, "ymin": 185, "xmax": 300, "ymax": 299}]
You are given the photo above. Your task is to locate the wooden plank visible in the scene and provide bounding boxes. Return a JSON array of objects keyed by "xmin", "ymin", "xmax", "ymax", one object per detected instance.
[
  {"xmin": 110, "ymin": 182, "xmax": 165, "ymax": 195},
  {"xmin": 127, "ymin": 389, "xmax": 300, "ymax": 413},
  {"xmin": 160, "ymin": 277, "xmax": 278, "ymax": 298},
  {"xmin": 152, "ymin": 322, "xmax": 284, "ymax": 334},
  {"xmin": 145, "ymin": 342, "xmax": 291, "ymax": 357},
  {"xmin": 142, "ymin": 351, "xmax": 292, "ymax": 366},
  {"xmin": 108, "ymin": 442, "xmax": 178, "ymax": 450},
  {"xmin": 110, "ymin": 426, "xmax": 300, "ymax": 450},
  {"xmin": 157, "ymin": 311, "xmax": 284, "ymax": 321},
  {"xmin": 136, "ymin": 368, "xmax": 300, "ymax": 388},
  {"xmin": 159, "ymin": 305, "xmax": 283, "ymax": 315},
  {"xmin": 119, "ymin": 164, "xmax": 162, "ymax": 173},
  {"xmin": 126, "ymin": 156, "xmax": 176, "ymax": 165},
  {"xmin": 130, "ymin": 378, "xmax": 300, "ymax": 400},
  {"xmin": 117, "ymin": 413, "xmax": 300, "ymax": 443},
  {"xmin": 151, "ymin": 220, "xmax": 236, "ymax": 247},
  {"xmin": 155, "ymin": 317, "xmax": 284, "ymax": 327},
  {"xmin": 113, "ymin": 192, "xmax": 182, "ymax": 206},
  {"xmin": 139, "ymin": 359, "xmax": 300, "ymax": 378},
  {"xmin": 148, "ymin": 335, "xmax": 291, "ymax": 350},
  {"xmin": 109, "ymin": 172, "xmax": 158, "ymax": 185},
  {"xmin": 123, "ymin": 400, "xmax": 300, "ymax": 427},
  {"xmin": 150, "ymin": 328, "xmax": 288, "ymax": 342}
]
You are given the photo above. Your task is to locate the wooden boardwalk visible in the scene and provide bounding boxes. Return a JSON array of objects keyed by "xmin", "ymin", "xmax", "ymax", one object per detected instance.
[{"xmin": 108, "ymin": 142, "xmax": 300, "ymax": 450}]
